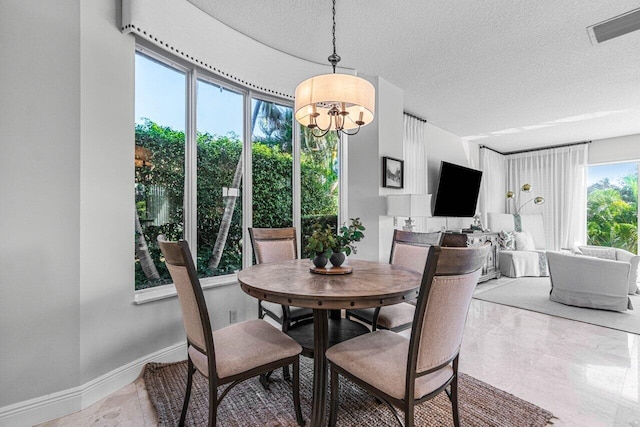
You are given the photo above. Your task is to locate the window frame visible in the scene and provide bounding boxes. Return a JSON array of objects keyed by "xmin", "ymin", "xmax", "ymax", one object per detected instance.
[{"xmin": 134, "ymin": 43, "xmax": 348, "ymax": 301}]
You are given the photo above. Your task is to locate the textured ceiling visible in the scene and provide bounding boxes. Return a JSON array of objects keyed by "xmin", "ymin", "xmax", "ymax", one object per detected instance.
[{"xmin": 187, "ymin": 0, "xmax": 640, "ymax": 153}]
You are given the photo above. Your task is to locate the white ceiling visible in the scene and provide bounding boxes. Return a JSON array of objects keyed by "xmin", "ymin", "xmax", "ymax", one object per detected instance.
[{"xmin": 187, "ymin": 0, "xmax": 640, "ymax": 153}]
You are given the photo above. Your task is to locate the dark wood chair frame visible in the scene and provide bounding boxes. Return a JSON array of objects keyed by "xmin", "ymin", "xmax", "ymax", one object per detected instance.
[
  {"xmin": 329, "ymin": 244, "xmax": 490, "ymax": 427},
  {"xmin": 248, "ymin": 227, "xmax": 314, "ymax": 331},
  {"xmin": 345, "ymin": 230, "xmax": 444, "ymax": 332},
  {"xmin": 158, "ymin": 238, "xmax": 305, "ymax": 427}
]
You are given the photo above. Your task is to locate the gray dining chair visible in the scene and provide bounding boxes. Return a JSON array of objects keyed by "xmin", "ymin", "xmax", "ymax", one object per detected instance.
[
  {"xmin": 346, "ymin": 230, "xmax": 443, "ymax": 332},
  {"xmin": 248, "ymin": 227, "xmax": 314, "ymax": 332},
  {"xmin": 157, "ymin": 236, "xmax": 305, "ymax": 427},
  {"xmin": 327, "ymin": 244, "xmax": 490, "ymax": 427}
]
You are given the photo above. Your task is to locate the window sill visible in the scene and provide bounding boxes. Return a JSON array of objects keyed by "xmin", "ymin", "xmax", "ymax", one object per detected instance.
[{"xmin": 133, "ymin": 273, "xmax": 239, "ymax": 304}]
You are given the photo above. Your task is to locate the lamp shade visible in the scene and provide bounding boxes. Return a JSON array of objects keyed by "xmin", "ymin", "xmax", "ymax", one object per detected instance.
[
  {"xmin": 386, "ymin": 194, "xmax": 432, "ymax": 218},
  {"xmin": 294, "ymin": 73, "xmax": 375, "ymax": 130}
]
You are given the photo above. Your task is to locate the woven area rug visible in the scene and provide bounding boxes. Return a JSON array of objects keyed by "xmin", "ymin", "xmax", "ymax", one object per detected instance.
[{"xmin": 144, "ymin": 357, "xmax": 554, "ymax": 426}]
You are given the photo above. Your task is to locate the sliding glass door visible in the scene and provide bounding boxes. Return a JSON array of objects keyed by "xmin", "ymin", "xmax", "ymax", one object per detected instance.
[{"xmin": 587, "ymin": 162, "xmax": 639, "ymax": 253}]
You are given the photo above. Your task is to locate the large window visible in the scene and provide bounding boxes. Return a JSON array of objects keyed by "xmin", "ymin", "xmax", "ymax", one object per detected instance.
[
  {"xmin": 587, "ymin": 162, "xmax": 639, "ymax": 253},
  {"xmin": 134, "ymin": 51, "xmax": 247, "ymax": 290},
  {"xmin": 300, "ymin": 129, "xmax": 340, "ymax": 258},
  {"xmin": 196, "ymin": 79, "xmax": 244, "ymax": 278},
  {"xmin": 134, "ymin": 53, "xmax": 186, "ymax": 289},
  {"xmin": 251, "ymin": 98, "xmax": 294, "ymax": 229},
  {"xmin": 134, "ymin": 47, "xmax": 343, "ymax": 290}
]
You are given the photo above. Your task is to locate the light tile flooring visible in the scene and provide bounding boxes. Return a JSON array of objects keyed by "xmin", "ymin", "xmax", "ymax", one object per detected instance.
[{"xmin": 38, "ymin": 278, "xmax": 640, "ymax": 427}]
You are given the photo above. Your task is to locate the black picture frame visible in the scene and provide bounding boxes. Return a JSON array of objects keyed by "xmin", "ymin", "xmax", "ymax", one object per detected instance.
[{"xmin": 382, "ymin": 156, "xmax": 404, "ymax": 189}]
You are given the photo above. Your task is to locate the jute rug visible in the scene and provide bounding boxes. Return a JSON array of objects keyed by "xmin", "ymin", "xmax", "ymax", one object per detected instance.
[
  {"xmin": 144, "ymin": 357, "xmax": 554, "ymax": 426},
  {"xmin": 474, "ymin": 277, "xmax": 640, "ymax": 335}
]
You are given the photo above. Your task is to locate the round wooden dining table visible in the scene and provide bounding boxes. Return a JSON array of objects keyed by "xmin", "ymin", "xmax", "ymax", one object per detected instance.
[{"xmin": 237, "ymin": 259, "xmax": 422, "ymax": 427}]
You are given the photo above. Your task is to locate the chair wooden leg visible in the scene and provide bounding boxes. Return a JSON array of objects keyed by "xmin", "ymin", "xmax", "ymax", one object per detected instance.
[
  {"xmin": 451, "ymin": 356, "xmax": 461, "ymax": 427},
  {"xmin": 179, "ymin": 358, "xmax": 195, "ymax": 427},
  {"xmin": 259, "ymin": 372, "xmax": 272, "ymax": 390},
  {"xmin": 404, "ymin": 400, "xmax": 414, "ymax": 427},
  {"xmin": 328, "ymin": 366, "xmax": 339, "ymax": 427},
  {"xmin": 451, "ymin": 377, "xmax": 460, "ymax": 427},
  {"xmin": 208, "ymin": 374, "xmax": 217, "ymax": 427},
  {"xmin": 292, "ymin": 359, "xmax": 305, "ymax": 426}
]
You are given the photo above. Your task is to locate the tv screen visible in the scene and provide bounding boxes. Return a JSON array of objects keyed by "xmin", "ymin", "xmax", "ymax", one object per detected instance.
[{"xmin": 432, "ymin": 161, "xmax": 482, "ymax": 217}]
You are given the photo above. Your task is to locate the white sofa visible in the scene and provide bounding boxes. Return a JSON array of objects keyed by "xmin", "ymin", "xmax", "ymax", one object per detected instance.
[
  {"xmin": 574, "ymin": 245, "xmax": 640, "ymax": 295},
  {"xmin": 547, "ymin": 251, "xmax": 634, "ymax": 311},
  {"xmin": 487, "ymin": 212, "xmax": 548, "ymax": 277}
]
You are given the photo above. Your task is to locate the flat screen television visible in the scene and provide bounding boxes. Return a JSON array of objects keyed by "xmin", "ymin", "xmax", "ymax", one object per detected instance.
[{"xmin": 432, "ymin": 161, "xmax": 482, "ymax": 217}]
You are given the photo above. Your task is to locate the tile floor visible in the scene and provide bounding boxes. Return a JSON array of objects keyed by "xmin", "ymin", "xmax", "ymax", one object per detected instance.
[{"xmin": 37, "ymin": 278, "xmax": 640, "ymax": 427}]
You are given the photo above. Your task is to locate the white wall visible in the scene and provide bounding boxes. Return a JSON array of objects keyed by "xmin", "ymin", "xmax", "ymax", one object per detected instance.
[
  {"xmin": 423, "ymin": 125, "xmax": 480, "ymax": 231},
  {"xmin": 0, "ymin": 0, "xmax": 82, "ymax": 407},
  {"xmin": 348, "ymin": 76, "xmax": 404, "ymax": 263}
]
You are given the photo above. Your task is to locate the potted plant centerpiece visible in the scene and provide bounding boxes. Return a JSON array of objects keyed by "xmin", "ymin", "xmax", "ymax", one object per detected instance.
[
  {"xmin": 305, "ymin": 218, "xmax": 366, "ymax": 268},
  {"xmin": 305, "ymin": 224, "xmax": 336, "ymax": 268}
]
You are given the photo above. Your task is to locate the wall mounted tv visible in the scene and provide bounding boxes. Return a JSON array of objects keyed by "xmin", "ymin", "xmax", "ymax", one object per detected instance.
[{"xmin": 432, "ymin": 161, "xmax": 483, "ymax": 217}]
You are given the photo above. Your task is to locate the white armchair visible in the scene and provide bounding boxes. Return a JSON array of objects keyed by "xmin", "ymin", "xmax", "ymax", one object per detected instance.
[
  {"xmin": 574, "ymin": 245, "xmax": 640, "ymax": 295},
  {"xmin": 547, "ymin": 251, "xmax": 633, "ymax": 312},
  {"xmin": 487, "ymin": 212, "xmax": 548, "ymax": 278}
]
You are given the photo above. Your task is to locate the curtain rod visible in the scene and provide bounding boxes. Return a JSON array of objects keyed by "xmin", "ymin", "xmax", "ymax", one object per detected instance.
[
  {"xmin": 479, "ymin": 140, "xmax": 591, "ymax": 155},
  {"xmin": 403, "ymin": 111, "xmax": 427, "ymax": 123}
]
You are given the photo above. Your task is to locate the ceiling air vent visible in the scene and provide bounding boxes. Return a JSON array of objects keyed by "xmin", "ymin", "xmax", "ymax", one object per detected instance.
[{"xmin": 587, "ymin": 7, "xmax": 640, "ymax": 44}]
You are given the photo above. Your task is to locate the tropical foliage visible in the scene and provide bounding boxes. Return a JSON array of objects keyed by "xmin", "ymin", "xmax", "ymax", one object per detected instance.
[
  {"xmin": 587, "ymin": 174, "xmax": 638, "ymax": 253},
  {"xmin": 134, "ymin": 119, "xmax": 339, "ymax": 289}
]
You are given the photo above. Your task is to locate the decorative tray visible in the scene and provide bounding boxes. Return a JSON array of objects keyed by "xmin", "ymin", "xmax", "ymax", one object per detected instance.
[{"xmin": 309, "ymin": 265, "xmax": 353, "ymax": 275}]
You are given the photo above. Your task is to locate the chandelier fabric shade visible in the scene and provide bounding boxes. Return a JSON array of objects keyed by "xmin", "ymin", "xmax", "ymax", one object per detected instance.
[
  {"xmin": 294, "ymin": 73, "xmax": 375, "ymax": 131},
  {"xmin": 293, "ymin": 0, "xmax": 375, "ymax": 137}
]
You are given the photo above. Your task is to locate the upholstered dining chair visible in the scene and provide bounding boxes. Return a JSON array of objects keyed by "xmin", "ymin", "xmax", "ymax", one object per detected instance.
[
  {"xmin": 248, "ymin": 227, "xmax": 314, "ymax": 331},
  {"xmin": 326, "ymin": 244, "xmax": 490, "ymax": 427},
  {"xmin": 346, "ymin": 230, "xmax": 443, "ymax": 332},
  {"xmin": 157, "ymin": 236, "xmax": 305, "ymax": 427}
]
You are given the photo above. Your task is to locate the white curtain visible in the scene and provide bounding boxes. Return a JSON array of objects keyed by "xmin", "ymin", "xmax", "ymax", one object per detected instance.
[
  {"xmin": 506, "ymin": 144, "xmax": 588, "ymax": 250},
  {"xmin": 479, "ymin": 147, "xmax": 507, "ymax": 228},
  {"xmin": 402, "ymin": 114, "xmax": 429, "ymax": 231}
]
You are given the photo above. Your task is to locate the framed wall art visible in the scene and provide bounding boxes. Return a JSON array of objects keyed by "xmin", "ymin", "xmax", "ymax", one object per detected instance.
[{"xmin": 382, "ymin": 156, "xmax": 404, "ymax": 189}]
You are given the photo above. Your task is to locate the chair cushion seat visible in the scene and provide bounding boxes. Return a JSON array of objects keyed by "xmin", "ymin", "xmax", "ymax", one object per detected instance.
[
  {"xmin": 349, "ymin": 303, "xmax": 415, "ymax": 330},
  {"xmin": 261, "ymin": 300, "xmax": 313, "ymax": 320},
  {"xmin": 189, "ymin": 319, "xmax": 302, "ymax": 380},
  {"xmin": 326, "ymin": 330, "xmax": 453, "ymax": 400},
  {"xmin": 376, "ymin": 303, "xmax": 415, "ymax": 330}
]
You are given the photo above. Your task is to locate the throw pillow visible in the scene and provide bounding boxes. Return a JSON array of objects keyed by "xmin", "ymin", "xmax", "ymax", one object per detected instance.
[
  {"xmin": 498, "ymin": 230, "xmax": 515, "ymax": 251},
  {"xmin": 514, "ymin": 231, "xmax": 536, "ymax": 251},
  {"xmin": 578, "ymin": 246, "xmax": 617, "ymax": 260}
]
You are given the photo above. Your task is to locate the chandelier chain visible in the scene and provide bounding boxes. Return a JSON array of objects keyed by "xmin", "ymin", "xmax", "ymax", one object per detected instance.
[
  {"xmin": 328, "ymin": 0, "xmax": 341, "ymax": 73},
  {"xmin": 332, "ymin": 0, "xmax": 336, "ymax": 57}
]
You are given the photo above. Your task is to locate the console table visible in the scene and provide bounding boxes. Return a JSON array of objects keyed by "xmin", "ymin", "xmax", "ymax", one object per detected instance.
[{"xmin": 442, "ymin": 231, "xmax": 500, "ymax": 282}]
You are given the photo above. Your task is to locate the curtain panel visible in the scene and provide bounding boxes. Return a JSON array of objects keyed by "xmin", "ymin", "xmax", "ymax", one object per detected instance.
[
  {"xmin": 402, "ymin": 114, "xmax": 429, "ymax": 231},
  {"xmin": 479, "ymin": 147, "xmax": 507, "ymax": 227},
  {"xmin": 506, "ymin": 144, "xmax": 588, "ymax": 250}
]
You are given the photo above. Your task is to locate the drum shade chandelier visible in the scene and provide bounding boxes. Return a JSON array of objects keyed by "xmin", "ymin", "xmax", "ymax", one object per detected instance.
[
  {"xmin": 506, "ymin": 183, "xmax": 545, "ymax": 213},
  {"xmin": 294, "ymin": 0, "xmax": 375, "ymax": 138}
]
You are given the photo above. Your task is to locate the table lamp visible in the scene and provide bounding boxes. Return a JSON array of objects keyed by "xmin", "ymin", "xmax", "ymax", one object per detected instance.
[{"xmin": 386, "ymin": 194, "xmax": 432, "ymax": 231}]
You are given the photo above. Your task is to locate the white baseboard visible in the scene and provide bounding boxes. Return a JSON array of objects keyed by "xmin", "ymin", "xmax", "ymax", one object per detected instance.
[{"xmin": 0, "ymin": 342, "xmax": 186, "ymax": 427}]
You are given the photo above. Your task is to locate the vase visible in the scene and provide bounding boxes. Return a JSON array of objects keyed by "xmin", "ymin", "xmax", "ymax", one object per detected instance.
[
  {"xmin": 329, "ymin": 251, "xmax": 346, "ymax": 267},
  {"xmin": 312, "ymin": 254, "xmax": 328, "ymax": 268}
]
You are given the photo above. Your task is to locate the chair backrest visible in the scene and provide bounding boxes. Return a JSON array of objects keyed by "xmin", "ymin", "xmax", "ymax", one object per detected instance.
[
  {"xmin": 408, "ymin": 244, "xmax": 490, "ymax": 376},
  {"xmin": 389, "ymin": 230, "xmax": 443, "ymax": 273},
  {"xmin": 249, "ymin": 227, "xmax": 298, "ymax": 264},
  {"xmin": 157, "ymin": 236, "xmax": 215, "ymax": 368}
]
